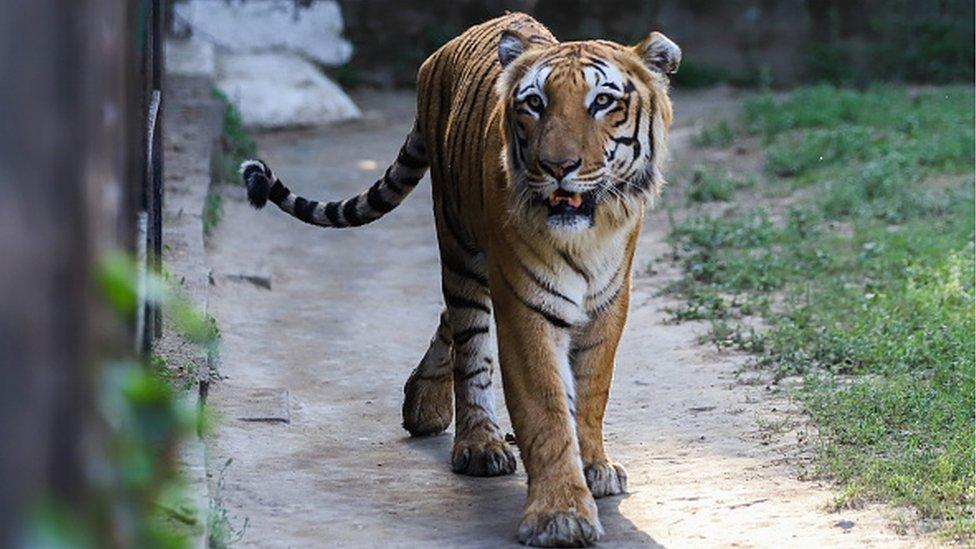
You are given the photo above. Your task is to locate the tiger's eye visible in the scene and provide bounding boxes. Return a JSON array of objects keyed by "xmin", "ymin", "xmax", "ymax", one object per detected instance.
[
  {"xmin": 595, "ymin": 93, "xmax": 612, "ymax": 106},
  {"xmin": 526, "ymin": 95, "xmax": 543, "ymax": 110}
]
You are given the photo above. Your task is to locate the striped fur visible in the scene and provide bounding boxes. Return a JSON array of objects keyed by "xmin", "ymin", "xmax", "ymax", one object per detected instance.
[
  {"xmin": 241, "ymin": 123, "xmax": 428, "ymax": 227},
  {"xmin": 242, "ymin": 12, "xmax": 679, "ymax": 547}
]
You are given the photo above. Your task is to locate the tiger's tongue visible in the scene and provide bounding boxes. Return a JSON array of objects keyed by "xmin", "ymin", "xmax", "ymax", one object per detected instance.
[{"xmin": 549, "ymin": 191, "xmax": 583, "ymax": 209}]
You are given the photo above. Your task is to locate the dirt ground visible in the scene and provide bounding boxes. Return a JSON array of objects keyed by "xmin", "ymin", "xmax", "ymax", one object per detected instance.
[{"xmin": 205, "ymin": 89, "xmax": 925, "ymax": 547}]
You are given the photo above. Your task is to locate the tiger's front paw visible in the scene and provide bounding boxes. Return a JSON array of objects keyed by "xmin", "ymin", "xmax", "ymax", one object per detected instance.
[
  {"xmin": 584, "ymin": 460, "xmax": 628, "ymax": 498},
  {"xmin": 517, "ymin": 487, "xmax": 603, "ymax": 547},
  {"xmin": 451, "ymin": 437, "xmax": 517, "ymax": 477},
  {"xmin": 240, "ymin": 159, "xmax": 272, "ymax": 208}
]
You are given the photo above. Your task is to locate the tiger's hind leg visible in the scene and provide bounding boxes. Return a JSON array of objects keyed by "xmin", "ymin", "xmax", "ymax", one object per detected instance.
[
  {"xmin": 402, "ymin": 309, "xmax": 454, "ymax": 437},
  {"xmin": 443, "ymin": 254, "xmax": 517, "ymax": 477}
]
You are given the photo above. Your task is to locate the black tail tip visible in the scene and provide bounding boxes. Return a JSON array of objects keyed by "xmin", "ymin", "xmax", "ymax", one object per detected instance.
[{"xmin": 240, "ymin": 159, "xmax": 271, "ymax": 209}]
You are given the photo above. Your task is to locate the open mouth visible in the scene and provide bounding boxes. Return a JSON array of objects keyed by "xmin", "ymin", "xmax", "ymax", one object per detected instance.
[{"xmin": 544, "ymin": 189, "xmax": 596, "ymax": 226}]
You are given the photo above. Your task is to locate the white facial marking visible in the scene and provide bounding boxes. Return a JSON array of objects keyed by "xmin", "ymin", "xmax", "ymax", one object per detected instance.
[
  {"xmin": 582, "ymin": 62, "xmax": 626, "ymax": 119},
  {"xmin": 514, "ymin": 65, "xmax": 552, "ymax": 118}
]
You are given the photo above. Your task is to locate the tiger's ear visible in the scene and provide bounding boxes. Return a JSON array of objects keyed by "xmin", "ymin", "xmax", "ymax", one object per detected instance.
[
  {"xmin": 498, "ymin": 29, "xmax": 531, "ymax": 68},
  {"xmin": 633, "ymin": 31, "xmax": 681, "ymax": 76}
]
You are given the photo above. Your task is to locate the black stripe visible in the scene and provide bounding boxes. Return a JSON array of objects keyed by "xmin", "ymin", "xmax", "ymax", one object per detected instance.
[
  {"xmin": 444, "ymin": 293, "xmax": 491, "ymax": 314},
  {"xmin": 324, "ymin": 201, "xmax": 344, "ymax": 227},
  {"xmin": 366, "ymin": 182, "xmax": 397, "ymax": 214},
  {"xmin": 268, "ymin": 180, "xmax": 288, "ymax": 204},
  {"xmin": 417, "ymin": 371, "xmax": 452, "ymax": 382},
  {"xmin": 383, "ymin": 169, "xmax": 405, "ymax": 195},
  {"xmin": 500, "ymin": 272, "xmax": 571, "ymax": 329},
  {"xmin": 558, "ymin": 250, "xmax": 591, "ymax": 282},
  {"xmin": 453, "ymin": 326, "xmax": 490, "ymax": 346},
  {"xmin": 293, "ymin": 197, "xmax": 317, "ymax": 223},
  {"xmin": 518, "ymin": 258, "xmax": 578, "ymax": 306},
  {"xmin": 587, "ymin": 266, "xmax": 623, "ymax": 300},
  {"xmin": 342, "ymin": 198, "xmax": 363, "ymax": 226},
  {"xmin": 462, "ymin": 366, "xmax": 489, "ymax": 380},
  {"xmin": 629, "ymin": 107, "xmax": 643, "ymax": 161},
  {"xmin": 570, "ymin": 338, "xmax": 604, "ymax": 357},
  {"xmin": 611, "ymin": 94, "xmax": 632, "ymax": 128},
  {"xmin": 586, "ymin": 62, "xmax": 608, "ymax": 79},
  {"xmin": 589, "ymin": 284, "xmax": 623, "ymax": 315},
  {"xmin": 399, "ymin": 175, "xmax": 422, "ymax": 188},
  {"xmin": 409, "ymin": 127, "xmax": 427, "ymax": 156},
  {"xmin": 396, "ymin": 148, "xmax": 428, "ymax": 170},
  {"xmin": 442, "ymin": 207, "xmax": 481, "ymax": 255},
  {"xmin": 442, "ymin": 256, "xmax": 488, "ymax": 287}
]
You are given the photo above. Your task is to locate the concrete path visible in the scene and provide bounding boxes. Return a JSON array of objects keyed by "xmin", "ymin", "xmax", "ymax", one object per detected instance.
[{"xmin": 206, "ymin": 90, "xmax": 918, "ymax": 548}]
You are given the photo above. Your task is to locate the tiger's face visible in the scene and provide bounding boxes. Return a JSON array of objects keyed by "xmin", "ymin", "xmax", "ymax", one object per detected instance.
[{"xmin": 497, "ymin": 31, "xmax": 680, "ymax": 234}]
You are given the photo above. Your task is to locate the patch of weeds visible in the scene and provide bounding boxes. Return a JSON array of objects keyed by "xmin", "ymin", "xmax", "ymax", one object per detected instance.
[
  {"xmin": 204, "ymin": 191, "xmax": 223, "ymax": 238},
  {"xmin": 25, "ymin": 252, "xmax": 212, "ymax": 547},
  {"xmin": 208, "ymin": 458, "xmax": 248, "ymax": 549},
  {"xmin": 211, "ymin": 89, "xmax": 256, "ymax": 185},
  {"xmin": 151, "ymin": 482, "xmax": 203, "ymax": 543},
  {"xmin": 666, "ymin": 286, "xmax": 731, "ymax": 321},
  {"xmin": 687, "ymin": 168, "xmax": 754, "ymax": 203},
  {"xmin": 692, "ymin": 120, "xmax": 734, "ymax": 148},
  {"xmin": 764, "ymin": 126, "xmax": 875, "ymax": 177},
  {"xmin": 707, "ymin": 319, "xmax": 767, "ymax": 353},
  {"xmin": 150, "ymin": 354, "xmax": 198, "ymax": 392},
  {"xmin": 669, "ymin": 85, "xmax": 975, "ymax": 539}
]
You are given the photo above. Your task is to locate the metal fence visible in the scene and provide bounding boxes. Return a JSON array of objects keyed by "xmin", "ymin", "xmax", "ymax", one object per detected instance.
[{"xmin": 136, "ymin": 0, "xmax": 166, "ymax": 355}]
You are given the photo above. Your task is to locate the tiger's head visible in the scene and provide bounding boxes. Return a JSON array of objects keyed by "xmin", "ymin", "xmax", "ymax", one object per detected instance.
[{"xmin": 496, "ymin": 30, "xmax": 680, "ymax": 235}]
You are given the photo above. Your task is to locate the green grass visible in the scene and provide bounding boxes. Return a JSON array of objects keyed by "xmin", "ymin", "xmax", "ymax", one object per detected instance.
[
  {"xmin": 692, "ymin": 119, "xmax": 735, "ymax": 148},
  {"xmin": 668, "ymin": 84, "xmax": 975, "ymax": 539},
  {"xmin": 207, "ymin": 89, "xmax": 253, "ymax": 240},
  {"xmin": 204, "ymin": 192, "xmax": 223, "ymax": 238},
  {"xmin": 685, "ymin": 168, "xmax": 754, "ymax": 204},
  {"xmin": 208, "ymin": 459, "xmax": 247, "ymax": 549},
  {"xmin": 211, "ymin": 89, "xmax": 256, "ymax": 185}
]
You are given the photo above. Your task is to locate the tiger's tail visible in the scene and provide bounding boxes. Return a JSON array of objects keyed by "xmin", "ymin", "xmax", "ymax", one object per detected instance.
[{"xmin": 240, "ymin": 122, "xmax": 428, "ymax": 228}]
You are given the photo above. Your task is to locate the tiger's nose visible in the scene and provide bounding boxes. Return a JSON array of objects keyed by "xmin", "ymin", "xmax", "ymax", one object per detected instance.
[{"xmin": 539, "ymin": 157, "xmax": 581, "ymax": 182}]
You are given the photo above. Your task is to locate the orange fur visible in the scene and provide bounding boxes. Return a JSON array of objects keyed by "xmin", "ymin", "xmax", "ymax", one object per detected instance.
[{"xmin": 412, "ymin": 13, "xmax": 679, "ymax": 546}]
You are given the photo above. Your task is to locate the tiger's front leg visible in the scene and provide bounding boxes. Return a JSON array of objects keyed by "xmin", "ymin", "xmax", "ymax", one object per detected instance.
[
  {"xmin": 491, "ymin": 269, "xmax": 603, "ymax": 547},
  {"xmin": 443, "ymin": 254, "xmax": 517, "ymax": 477},
  {"xmin": 572, "ymin": 274, "xmax": 631, "ymax": 498}
]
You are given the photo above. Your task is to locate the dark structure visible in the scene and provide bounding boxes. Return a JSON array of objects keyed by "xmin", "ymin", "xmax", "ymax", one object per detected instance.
[
  {"xmin": 338, "ymin": 0, "xmax": 974, "ymax": 87},
  {"xmin": 0, "ymin": 0, "xmax": 164, "ymax": 544}
]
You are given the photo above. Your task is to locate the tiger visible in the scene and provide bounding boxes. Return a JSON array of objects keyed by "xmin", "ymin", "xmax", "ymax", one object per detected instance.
[{"xmin": 240, "ymin": 12, "xmax": 679, "ymax": 547}]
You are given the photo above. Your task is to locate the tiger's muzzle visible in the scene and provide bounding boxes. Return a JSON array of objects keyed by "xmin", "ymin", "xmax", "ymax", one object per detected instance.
[{"xmin": 540, "ymin": 187, "xmax": 597, "ymax": 229}]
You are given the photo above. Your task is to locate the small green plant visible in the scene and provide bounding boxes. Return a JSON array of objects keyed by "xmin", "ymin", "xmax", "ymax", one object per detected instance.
[
  {"xmin": 25, "ymin": 251, "xmax": 219, "ymax": 547},
  {"xmin": 204, "ymin": 192, "xmax": 223, "ymax": 238},
  {"xmin": 208, "ymin": 459, "xmax": 248, "ymax": 549},
  {"xmin": 692, "ymin": 120, "xmax": 735, "ymax": 148},
  {"xmin": 686, "ymin": 168, "xmax": 753, "ymax": 203},
  {"xmin": 211, "ymin": 89, "xmax": 256, "ymax": 185}
]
